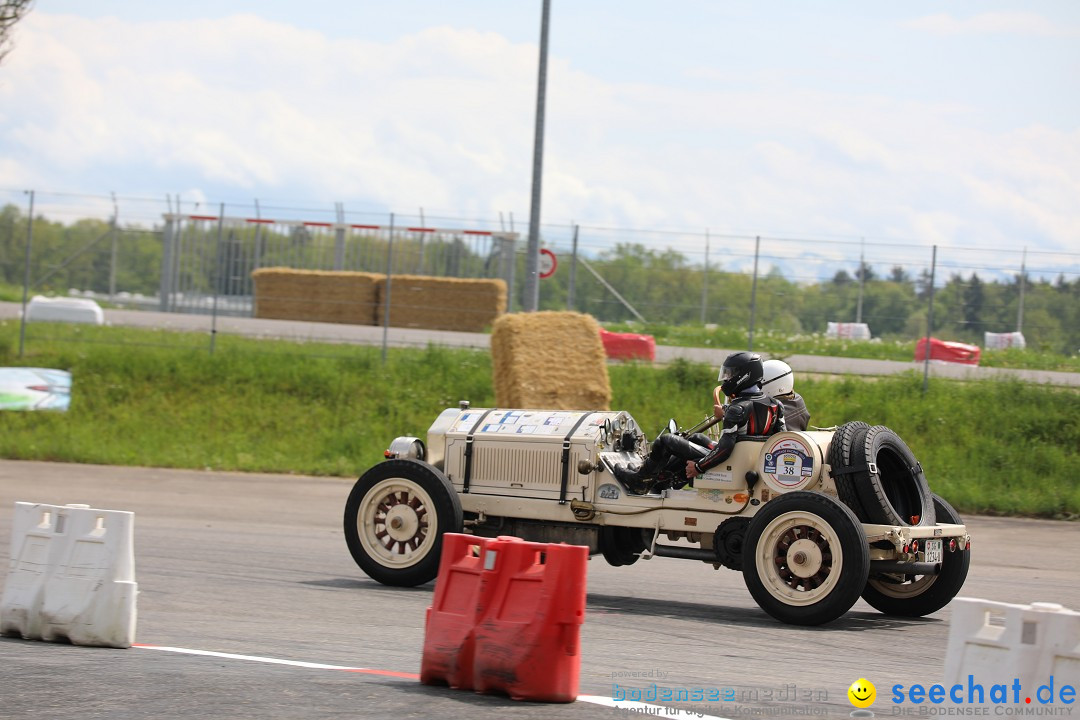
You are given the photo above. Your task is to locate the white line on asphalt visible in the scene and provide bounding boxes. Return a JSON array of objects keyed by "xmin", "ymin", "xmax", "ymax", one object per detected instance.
[
  {"xmin": 135, "ymin": 644, "xmax": 734, "ymax": 718},
  {"xmin": 133, "ymin": 644, "xmax": 419, "ymax": 678}
]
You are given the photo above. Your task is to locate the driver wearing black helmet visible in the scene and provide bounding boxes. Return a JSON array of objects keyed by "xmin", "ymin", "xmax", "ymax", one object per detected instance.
[
  {"xmin": 685, "ymin": 351, "xmax": 786, "ymax": 482},
  {"xmin": 613, "ymin": 351, "xmax": 786, "ymax": 495}
]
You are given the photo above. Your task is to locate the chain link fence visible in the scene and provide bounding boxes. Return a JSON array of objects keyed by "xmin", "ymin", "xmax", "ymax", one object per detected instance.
[{"xmin": 2, "ymin": 189, "xmax": 1078, "ymax": 359}]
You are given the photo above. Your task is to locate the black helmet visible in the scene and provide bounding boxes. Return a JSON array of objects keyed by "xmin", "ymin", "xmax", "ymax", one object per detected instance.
[{"xmin": 719, "ymin": 351, "xmax": 763, "ymax": 397}]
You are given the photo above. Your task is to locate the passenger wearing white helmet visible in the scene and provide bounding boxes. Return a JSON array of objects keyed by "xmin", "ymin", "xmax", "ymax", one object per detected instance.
[{"xmin": 761, "ymin": 359, "xmax": 810, "ymax": 431}]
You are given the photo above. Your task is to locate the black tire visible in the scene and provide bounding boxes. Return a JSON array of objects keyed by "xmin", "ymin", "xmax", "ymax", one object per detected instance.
[
  {"xmin": 827, "ymin": 421, "xmax": 872, "ymax": 520},
  {"xmin": 742, "ymin": 491, "xmax": 870, "ymax": 625},
  {"xmin": 851, "ymin": 426, "xmax": 935, "ymax": 526},
  {"xmin": 861, "ymin": 494, "xmax": 970, "ymax": 617},
  {"xmin": 600, "ymin": 526, "xmax": 647, "ymax": 567},
  {"xmin": 715, "ymin": 517, "xmax": 751, "ymax": 571},
  {"xmin": 343, "ymin": 459, "xmax": 463, "ymax": 587}
]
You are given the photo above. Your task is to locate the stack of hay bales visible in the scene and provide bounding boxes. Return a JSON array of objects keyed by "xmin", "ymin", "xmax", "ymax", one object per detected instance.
[
  {"xmin": 377, "ymin": 275, "xmax": 506, "ymax": 332},
  {"xmin": 491, "ymin": 311, "xmax": 611, "ymax": 410},
  {"xmin": 252, "ymin": 268, "xmax": 379, "ymax": 325}
]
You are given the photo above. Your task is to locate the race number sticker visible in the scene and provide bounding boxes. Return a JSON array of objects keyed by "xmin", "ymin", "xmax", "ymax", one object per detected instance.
[{"xmin": 763, "ymin": 438, "xmax": 815, "ymax": 488}]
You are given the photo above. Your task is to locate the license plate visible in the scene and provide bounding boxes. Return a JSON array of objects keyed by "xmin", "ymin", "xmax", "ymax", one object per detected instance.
[{"xmin": 923, "ymin": 539, "xmax": 943, "ymax": 563}]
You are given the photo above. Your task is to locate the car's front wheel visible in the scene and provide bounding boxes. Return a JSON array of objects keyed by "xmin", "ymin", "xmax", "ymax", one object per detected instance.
[
  {"xmin": 343, "ymin": 459, "xmax": 463, "ymax": 586},
  {"xmin": 742, "ymin": 491, "xmax": 869, "ymax": 625}
]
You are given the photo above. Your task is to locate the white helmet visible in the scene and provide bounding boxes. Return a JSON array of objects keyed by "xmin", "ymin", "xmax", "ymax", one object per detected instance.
[{"xmin": 761, "ymin": 359, "xmax": 794, "ymax": 396}]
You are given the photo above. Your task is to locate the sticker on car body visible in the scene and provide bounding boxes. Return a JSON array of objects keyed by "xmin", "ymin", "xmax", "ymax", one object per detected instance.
[{"xmin": 597, "ymin": 484, "xmax": 621, "ymax": 500}]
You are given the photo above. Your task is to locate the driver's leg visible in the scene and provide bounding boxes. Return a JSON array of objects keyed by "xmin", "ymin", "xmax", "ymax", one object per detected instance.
[
  {"xmin": 652, "ymin": 434, "xmax": 709, "ymax": 490},
  {"xmin": 613, "ymin": 438, "xmax": 669, "ymax": 493}
]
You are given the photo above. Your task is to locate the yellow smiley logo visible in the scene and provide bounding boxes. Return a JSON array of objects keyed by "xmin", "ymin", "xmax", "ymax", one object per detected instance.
[{"xmin": 848, "ymin": 678, "xmax": 876, "ymax": 708}]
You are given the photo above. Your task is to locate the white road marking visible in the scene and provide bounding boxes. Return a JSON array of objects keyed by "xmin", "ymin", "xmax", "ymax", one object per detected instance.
[
  {"xmin": 133, "ymin": 644, "xmax": 418, "ymax": 678},
  {"xmin": 135, "ymin": 644, "xmax": 735, "ymax": 717}
]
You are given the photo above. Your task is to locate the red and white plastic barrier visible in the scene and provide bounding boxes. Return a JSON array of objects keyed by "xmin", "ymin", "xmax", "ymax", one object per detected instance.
[
  {"xmin": 421, "ymin": 534, "xmax": 588, "ymax": 702},
  {"xmin": 1, "ymin": 502, "xmax": 137, "ymax": 648}
]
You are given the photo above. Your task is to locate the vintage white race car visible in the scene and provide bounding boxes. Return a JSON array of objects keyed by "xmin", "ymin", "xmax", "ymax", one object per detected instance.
[{"xmin": 343, "ymin": 402, "xmax": 971, "ymax": 626}]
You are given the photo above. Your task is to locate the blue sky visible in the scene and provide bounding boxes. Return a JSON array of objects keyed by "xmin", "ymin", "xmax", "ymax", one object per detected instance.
[{"xmin": 1, "ymin": 2, "xmax": 1078, "ymax": 280}]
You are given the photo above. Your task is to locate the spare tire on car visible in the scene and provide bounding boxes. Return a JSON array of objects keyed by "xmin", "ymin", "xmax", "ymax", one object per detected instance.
[{"xmin": 827, "ymin": 423, "xmax": 934, "ymax": 527}]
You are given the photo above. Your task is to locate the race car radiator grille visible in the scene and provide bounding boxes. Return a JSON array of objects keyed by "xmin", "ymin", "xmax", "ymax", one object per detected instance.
[{"xmin": 471, "ymin": 445, "xmax": 576, "ymax": 488}]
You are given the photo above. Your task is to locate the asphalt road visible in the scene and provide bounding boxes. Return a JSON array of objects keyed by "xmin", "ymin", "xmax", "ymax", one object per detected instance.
[
  {"xmin": 2, "ymin": 301, "xmax": 1077, "ymax": 386},
  {"xmin": 2, "ymin": 460, "xmax": 1078, "ymax": 720}
]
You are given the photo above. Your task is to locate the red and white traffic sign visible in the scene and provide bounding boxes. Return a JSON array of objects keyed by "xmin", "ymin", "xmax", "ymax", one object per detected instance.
[{"xmin": 539, "ymin": 248, "xmax": 557, "ymax": 279}]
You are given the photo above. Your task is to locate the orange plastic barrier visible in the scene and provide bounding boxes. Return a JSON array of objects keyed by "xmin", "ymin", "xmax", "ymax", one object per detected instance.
[
  {"xmin": 915, "ymin": 337, "xmax": 981, "ymax": 366},
  {"xmin": 472, "ymin": 537, "xmax": 588, "ymax": 702},
  {"xmin": 420, "ymin": 534, "xmax": 588, "ymax": 703},
  {"xmin": 599, "ymin": 329, "xmax": 656, "ymax": 362},
  {"xmin": 419, "ymin": 534, "xmax": 491, "ymax": 690}
]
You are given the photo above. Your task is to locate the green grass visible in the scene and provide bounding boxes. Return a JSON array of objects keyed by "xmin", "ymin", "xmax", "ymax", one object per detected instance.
[
  {"xmin": 1, "ymin": 321, "xmax": 1077, "ymax": 519},
  {"xmin": 0, "ymin": 282, "xmax": 27, "ymax": 303}
]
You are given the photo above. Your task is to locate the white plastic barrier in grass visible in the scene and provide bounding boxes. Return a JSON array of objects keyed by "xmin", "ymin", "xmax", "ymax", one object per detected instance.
[
  {"xmin": 825, "ymin": 321, "xmax": 871, "ymax": 340},
  {"xmin": 25, "ymin": 295, "xmax": 104, "ymax": 325},
  {"xmin": 0, "ymin": 502, "xmax": 137, "ymax": 648},
  {"xmin": 984, "ymin": 331, "xmax": 1026, "ymax": 350},
  {"xmin": 943, "ymin": 597, "xmax": 1080, "ymax": 688}
]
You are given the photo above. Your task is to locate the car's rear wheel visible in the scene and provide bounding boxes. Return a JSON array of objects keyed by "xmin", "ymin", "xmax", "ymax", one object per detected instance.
[
  {"xmin": 344, "ymin": 459, "xmax": 462, "ymax": 586},
  {"xmin": 742, "ymin": 491, "xmax": 869, "ymax": 625},
  {"xmin": 861, "ymin": 494, "xmax": 970, "ymax": 617}
]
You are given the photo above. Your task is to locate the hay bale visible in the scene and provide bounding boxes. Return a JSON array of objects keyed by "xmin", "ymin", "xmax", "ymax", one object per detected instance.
[
  {"xmin": 252, "ymin": 268, "xmax": 379, "ymax": 325},
  {"xmin": 491, "ymin": 311, "xmax": 611, "ymax": 410},
  {"xmin": 375, "ymin": 275, "xmax": 506, "ymax": 332}
]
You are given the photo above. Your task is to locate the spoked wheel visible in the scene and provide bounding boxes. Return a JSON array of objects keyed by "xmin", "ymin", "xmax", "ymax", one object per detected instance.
[
  {"xmin": 742, "ymin": 491, "xmax": 869, "ymax": 625},
  {"xmin": 344, "ymin": 459, "xmax": 462, "ymax": 586},
  {"xmin": 861, "ymin": 494, "xmax": 970, "ymax": 617}
]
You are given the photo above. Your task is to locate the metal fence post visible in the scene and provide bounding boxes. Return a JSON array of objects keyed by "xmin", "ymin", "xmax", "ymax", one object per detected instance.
[
  {"xmin": 1017, "ymin": 246, "xmax": 1027, "ymax": 333},
  {"xmin": 17, "ymin": 190, "xmax": 34, "ymax": 358},
  {"xmin": 210, "ymin": 203, "xmax": 225, "ymax": 355},
  {"xmin": 499, "ymin": 233, "xmax": 517, "ymax": 314},
  {"xmin": 567, "ymin": 223, "xmax": 579, "ymax": 311},
  {"xmin": 381, "ymin": 213, "xmax": 395, "ymax": 363},
  {"xmin": 159, "ymin": 212, "xmax": 176, "ymax": 312},
  {"xmin": 748, "ymin": 235, "xmax": 760, "ymax": 351},
  {"xmin": 700, "ymin": 228, "xmax": 710, "ymax": 325},
  {"xmin": 334, "ymin": 202, "xmax": 345, "ymax": 271},
  {"xmin": 417, "ymin": 207, "xmax": 427, "ymax": 273},
  {"xmin": 855, "ymin": 237, "xmax": 865, "ymax": 324},
  {"xmin": 109, "ymin": 192, "xmax": 118, "ymax": 300},
  {"xmin": 922, "ymin": 245, "xmax": 937, "ymax": 394}
]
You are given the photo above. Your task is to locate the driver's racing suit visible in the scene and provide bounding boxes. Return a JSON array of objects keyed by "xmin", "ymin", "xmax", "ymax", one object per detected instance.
[{"xmin": 614, "ymin": 389, "xmax": 785, "ymax": 494}]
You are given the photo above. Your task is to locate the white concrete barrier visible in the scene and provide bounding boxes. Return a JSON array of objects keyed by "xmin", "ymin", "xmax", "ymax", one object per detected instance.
[
  {"xmin": 1, "ymin": 502, "xmax": 137, "ymax": 648},
  {"xmin": 943, "ymin": 597, "xmax": 1080, "ymax": 687},
  {"xmin": 25, "ymin": 295, "xmax": 104, "ymax": 325}
]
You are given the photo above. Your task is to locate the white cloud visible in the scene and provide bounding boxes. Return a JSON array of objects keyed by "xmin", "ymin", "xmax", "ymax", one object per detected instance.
[
  {"xmin": 905, "ymin": 12, "xmax": 1080, "ymax": 38},
  {"xmin": 0, "ymin": 9, "xmax": 1077, "ymax": 282}
]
